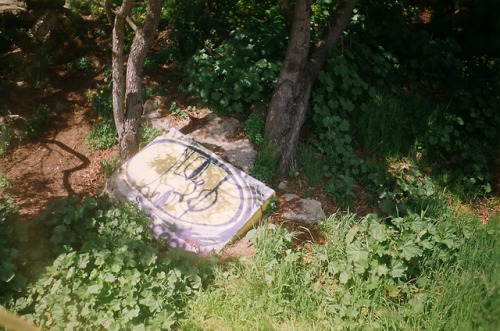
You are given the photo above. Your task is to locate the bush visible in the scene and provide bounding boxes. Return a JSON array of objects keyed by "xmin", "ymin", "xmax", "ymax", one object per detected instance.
[
  {"xmin": 13, "ymin": 197, "xmax": 214, "ymax": 330},
  {"xmin": 186, "ymin": 27, "xmax": 285, "ymax": 115}
]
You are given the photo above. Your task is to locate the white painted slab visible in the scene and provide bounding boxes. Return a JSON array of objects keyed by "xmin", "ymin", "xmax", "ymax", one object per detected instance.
[{"xmin": 106, "ymin": 128, "xmax": 275, "ymax": 253}]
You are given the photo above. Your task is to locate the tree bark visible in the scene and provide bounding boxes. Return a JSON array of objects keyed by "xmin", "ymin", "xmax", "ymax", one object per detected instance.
[
  {"xmin": 111, "ymin": 0, "xmax": 131, "ymax": 161},
  {"xmin": 120, "ymin": 0, "xmax": 163, "ymax": 162},
  {"xmin": 265, "ymin": 0, "xmax": 358, "ymax": 172},
  {"xmin": 265, "ymin": 0, "xmax": 312, "ymax": 172},
  {"xmin": 111, "ymin": 0, "xmax": 163, "ymax": 163}
]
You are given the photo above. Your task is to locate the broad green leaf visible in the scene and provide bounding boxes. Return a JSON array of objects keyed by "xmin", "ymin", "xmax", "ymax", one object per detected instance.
[
  {"xmin": 390, "ymin": 260, "xmax": 406, "ymax": 278},
  {"xmin": 339, "ymin": 271, "xmax": 351, "ymax": 284},
  {"xmin": 400, "ymin": 240, "xmax": 423, "ymax": 260},
  {"xmin": 345, "ymin": 226, "xmax": 358, "ymax": 244},
  {"xmin": 346, "ymin": 241, "xmax": 369, "ymax": 263},
  {"xmin": 369, "ymin": 220, "xmax": 386, "ymax": 242}
]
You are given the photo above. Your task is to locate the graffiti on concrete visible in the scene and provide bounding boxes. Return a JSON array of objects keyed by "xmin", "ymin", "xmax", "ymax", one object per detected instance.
[{"xmin": 111, "ymin": 129, "xmax": 274, "ymax": 253}]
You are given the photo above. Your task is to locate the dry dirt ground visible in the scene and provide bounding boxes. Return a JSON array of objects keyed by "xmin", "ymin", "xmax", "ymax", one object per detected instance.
[{"xmin": 0, "ymin": 69, "xmax": 115, "ymax": 217}]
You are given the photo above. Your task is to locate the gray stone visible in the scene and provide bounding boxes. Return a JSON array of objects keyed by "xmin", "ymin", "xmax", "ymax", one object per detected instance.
[
  {"xmin": 189, "ymin": 116, "xmax": 256, "ymax": 172},
  {"xmin": 282, "ymin": 197, "xmax": 326, "ymax": 224},
  {"xmin": 278, "ymin": 181, "xmax": 288, "ymax": 189}
]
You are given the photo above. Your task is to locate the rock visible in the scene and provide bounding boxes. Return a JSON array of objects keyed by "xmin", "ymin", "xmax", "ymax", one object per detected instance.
[
  {"xmin": 282, "ymin": 197, "xmax": 326, "ymax": 224},
  {"xmin": 278, "ymin": 181, "xmax": 288, "ymax": 189},
  {"xmin": 32, "ymin": 10, "xmax": 60, "ymax": 42},
  {"xmin": 189, "ymin": 115, "xmax": 256, "ymax": 172},
  {"xmin": 142, "ymin": 99, "xmax": 162, "ymax": 119}
]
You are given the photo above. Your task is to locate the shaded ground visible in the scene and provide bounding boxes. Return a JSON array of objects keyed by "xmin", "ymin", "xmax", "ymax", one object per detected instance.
[{"xmin": 0, "ymin": 68, "xmax": 115, "ymax": 217}]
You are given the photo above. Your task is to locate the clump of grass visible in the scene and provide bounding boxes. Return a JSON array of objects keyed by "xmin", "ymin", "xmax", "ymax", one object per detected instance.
[{"xmin": 249, "ymin": 143, "xmax": 276, "ymax": 184}]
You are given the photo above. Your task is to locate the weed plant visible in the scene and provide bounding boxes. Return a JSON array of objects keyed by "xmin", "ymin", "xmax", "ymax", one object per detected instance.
[
  {"xmin": 139, "ymin": 125, "xmax": 162, "ymax": 147},
  {"xmin": 243, "ymin": 113, "xmax": 265, "ymax": 146},
  {"xmin": 6, "ymin": 197, "xmax": 214, "ymax": 330},
  {"xmin": 86, "ymin": 120, "xmax": 116, "ymax": 150},
  {"xmin": 24, "ymin": 105, "xmax": 51, "ymax": 140},
  {"xmin": 99, "ymin": 158, "xmax": 120, "ymax": 178},
  {"xmin": 69, "ymin": 56, "xmax": 93, "ymax": 74},
  {"xmin": 249, "ymin": 143, "xmax": 276, "ymax": 184},
  {"xmin": 179, "ymin": 212, "xmax": 499, "ymax": 330},
  {"xmin": 168, "ymin": 102, "xmax": 187, "ymax": 119}
]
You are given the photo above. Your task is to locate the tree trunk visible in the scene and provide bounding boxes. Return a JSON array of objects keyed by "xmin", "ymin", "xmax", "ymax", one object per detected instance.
[
  {"xmin": 265, "ymin": 0, "xmax": 358, "ymax": 172},
  {"xmin": 120, "ymin": 0, "xmax": 163, "ymax": 162},
  {"xmin": 265, "ymin": 0, "xmax": 312, "ymax": 172},
  {"xmin": 111, "ymin": 0, "xmax": 131, "ymax": 155},
  {"xmin": 111, "ymin": 0, "xmax": 163, "ymax": 163}
]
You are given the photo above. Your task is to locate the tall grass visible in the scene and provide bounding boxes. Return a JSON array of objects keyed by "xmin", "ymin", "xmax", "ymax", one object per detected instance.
[
  {"xmin": 179, "ymin": 213, "xmax": 500, "ymax": 330},
  {"xmin": 353, "ymin": 91, "xmax": 438, "ymax": 157}
]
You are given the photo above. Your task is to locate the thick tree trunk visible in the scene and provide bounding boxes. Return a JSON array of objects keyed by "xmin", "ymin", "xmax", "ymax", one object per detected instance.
[
  {"xmin": 265, "ymin": 0, "xmax": 312, "ymax": 172},
  {"xmin": 265, "ymin": 0, "xmax": 358, "ymax": 172},
  {"xmin": 111, "ymin": 0, "xmax": 163, "ymax": 163}
]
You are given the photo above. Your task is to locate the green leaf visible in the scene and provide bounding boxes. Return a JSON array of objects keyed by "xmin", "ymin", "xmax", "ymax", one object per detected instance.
[
  {"xmin": 390, "ymin": 260, "xmax": 406, "ymax": 278},
  {"xmin": 369, "ymin": 220, "xmax": 386, "ymax": 242},
  {"xmin": 345, "ymin": 226, "xmax": 358, "ymax": 244},
  {"xmin": 339, "ymin": 271, "xmax": 350, "ymax": 284},
  {"xmin": 400, "ymin": 241, "xmax": 423, "ymax": 260},
  {"xmin": 376, "ymin": 264, "xmax": 390, "ymax": 276},
  {"xmin": 346, "ymin": 241, "xmax": 369, "ymax": 263}
]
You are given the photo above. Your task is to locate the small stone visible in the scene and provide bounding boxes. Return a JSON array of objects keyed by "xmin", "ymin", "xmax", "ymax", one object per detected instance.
[
  {"xmin": 282, "ymin": 193, "xmax": 299, "ymax": 202},
  {"xmin": 278, "ymin": 181, "xmax": 288, "ymax": 189}
]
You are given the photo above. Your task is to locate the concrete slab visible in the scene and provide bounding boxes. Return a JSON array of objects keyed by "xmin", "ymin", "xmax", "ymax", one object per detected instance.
[{"xmin": 106, "ymin": 128, "xmax": 275, "ymax": 253}]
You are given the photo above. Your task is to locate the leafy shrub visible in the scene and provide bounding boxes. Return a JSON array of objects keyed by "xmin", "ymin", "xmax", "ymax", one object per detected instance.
[
  {"xmin": 353, "ymin": 91, "xmax": 437, "ymax": 156},
  {"xmin": 297, "ymin": 144, "xmax": 324, "ymax": 185},
  {"xmin": 0, "ymin": 122, "xmax": 13, "ymax": 157},
  {"xmin": 161, "ymin": 0, "xmax": 212, "ymax": 57},
  {"xmin": 91, "ymin": 89, "xmax": 113, "ymax": 120},
  {"xmin": 168, "ymin": 102, "xmax": 187, "ymax": 118},
  {"xmin": 143, "ymin": 56, "xmax": 158, "ymax": 75},
  {"xmin": 181, "ymin": 211, "xmax": 494, "ymax": 330},
  {"xmin": 186, "ymin": 27, "xmax": 285, "ymax": 114},
  {"xmin": 378, "ymin": 161, "xmax": 436, "ymax": 216},
  {"xmin": 69, "ymin": 56, "xmax": 93, "ymax": 74},
  {"xmin": 24, "ymin": 49, "xmax": 51, "ymax": 89},
  {"xmin": 243, "ymin": 113, "xmax": 265, "ymax": 146},
  {"xmin": 24, "ymin": 105, "xmax": 51, "ymax": 140},
  {"xmin": 249, "ymin": 143, "xmax": 276, "ymax": 184},
  {"xmin": 13, "ymin": 197, "xmax": 213, "ymax": 330},
  {"xmin": 99, "ymin": 157, "xmax": 120, "ymax": 178},
  {"xmin": 310, "ymin": 49, "xmax": 368, "ymax": 180},
  {"xmin": 139, "ymin": 125, "xmax": 162, "ymax": 147}
]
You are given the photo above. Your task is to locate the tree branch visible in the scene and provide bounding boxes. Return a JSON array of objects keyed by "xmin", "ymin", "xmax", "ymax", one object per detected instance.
[{"xmin": 309, "ymin": 0, "xmax": 358, "ymax": 78}]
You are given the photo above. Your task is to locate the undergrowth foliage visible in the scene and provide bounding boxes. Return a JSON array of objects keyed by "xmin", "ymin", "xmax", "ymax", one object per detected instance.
[
  {"xmin": 10, "ymin": 197, "xmax": 213, "ymax": 330},
  {"xmin": 179, "ymin": 212, "xmax": 499, "ymax": 330}
]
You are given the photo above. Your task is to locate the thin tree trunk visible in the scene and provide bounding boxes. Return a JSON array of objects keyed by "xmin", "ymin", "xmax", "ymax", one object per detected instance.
[
  {"xmin": 265, "ymin": 0, "xmax": 358, "ymax": 172},
  {"xmin": 111, "ymin": 0, "xmax": 132, "ymax": 150},
  {"xmin": 120, "ymin": 0, "xmax": 163, "ymax": 162}
]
